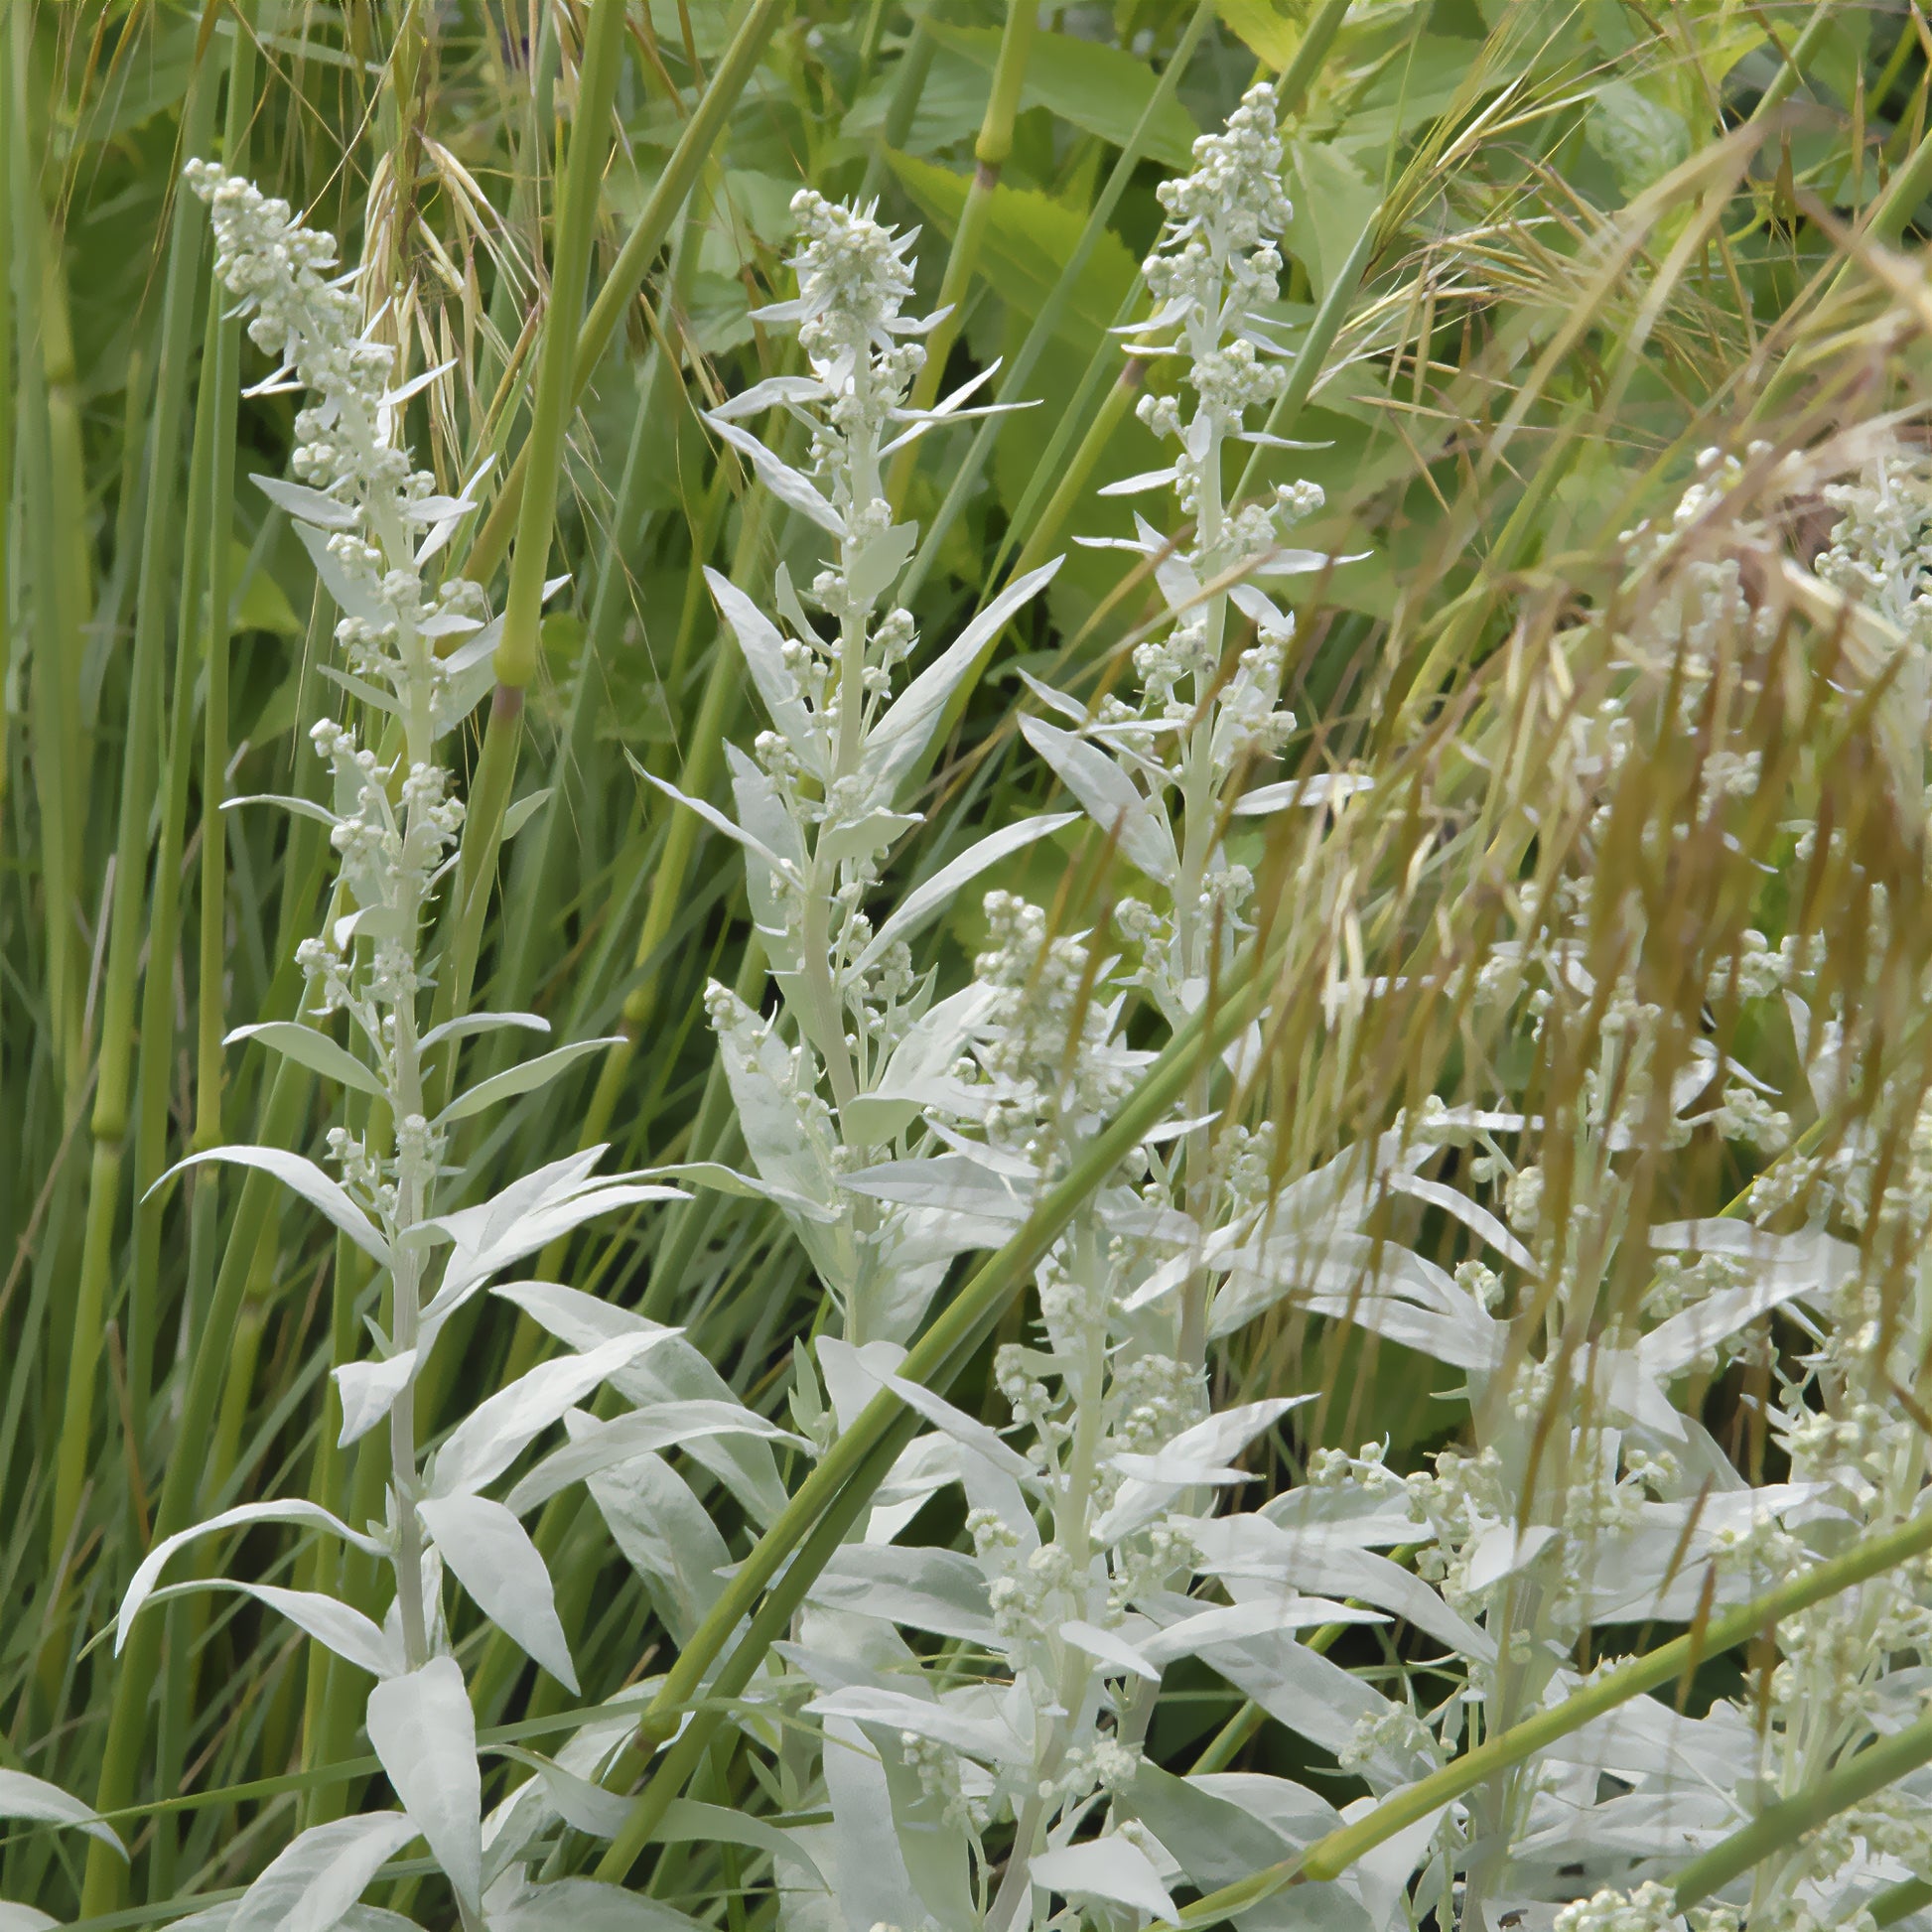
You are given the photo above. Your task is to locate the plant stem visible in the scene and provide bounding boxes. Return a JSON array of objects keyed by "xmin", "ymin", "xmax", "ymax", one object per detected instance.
[
  {"xmin": 594, "ymin": 952, "xmax": 1268, "ymax": 1878},
  {"xmin": 432, "ymin": 0, "xmax": 632, "ymax": 1083},
  {"xmin": 1673, "ymin": 1711, "xmax": 1932, "ymax": 1914},
  {"xmin": 460, "ymin": 0, "xmax": 789, "ymax": 590},
  {"xmin": 883, "ymin": 0, "xmax": 1036, "ymax": 513},
  {"xmin": 45, "ymin": 23, "xmax": 221, "ymax": 1643}
]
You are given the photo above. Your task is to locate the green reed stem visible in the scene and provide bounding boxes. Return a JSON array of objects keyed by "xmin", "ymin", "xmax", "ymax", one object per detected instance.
[
  {"xmin": 434, "ymin": 0, "xmax": 631, "ymax": 1080},
  {"xmin": 883, "ymin": 0, "xmax": 1036, "ymax": 513},
  {"xmin": 9, "ymin": 2, "xmax": 88, "ymax": 1100},
  {"xmin": 461, "ymin": 0, "xmax": 789, "ymax": 590},
  {"xmin": 1673, "ymin": 1711, "xmax": 1932, "ymax": 1914},
  {"xmin": 47, "ymin": 29, "xmax": 221, "ymax": 1627},
  {"xmin": 82, "ymin": 1062, "xmax": 315, "ymax": 1913}
]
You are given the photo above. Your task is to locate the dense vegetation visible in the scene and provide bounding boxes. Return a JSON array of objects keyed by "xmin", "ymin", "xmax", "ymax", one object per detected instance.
[{"xmin": 11, "ymin": 2, "xmax": 1932, "ymax": 1929}]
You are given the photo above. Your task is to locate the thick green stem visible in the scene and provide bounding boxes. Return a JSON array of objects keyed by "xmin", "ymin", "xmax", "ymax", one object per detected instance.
[
  {"xmin": 461, "ymin": 0, "xmax": 788, "ymax": 590},
  {"xmin": 9, "ymin": 5, "xmax": 88, "ymax": 1099},
  {"xmin": 430, "ymin": 0, "xmax": 631, "ymax": 1088},
  {"xmin": 1674, "ymin": 1712, "xmax": 1932, "ymax": 1915},
  {"xmin": 82, "ymin": 1061, "xmax": 314, "ymax": 1913},
  {"xmin": 46, "ymin": 30, "xmax": 221, "ymax": 1615},
  {"xmin": 883, "ymin": 0, "xmax": 1035, "ymax": 514}
]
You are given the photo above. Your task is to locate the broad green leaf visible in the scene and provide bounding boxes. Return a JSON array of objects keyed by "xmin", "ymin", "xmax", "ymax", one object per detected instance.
[
  {"xmin": 1214, "ymin": 0, "xmax": 1302, "ymax": 68},
  {"xmin": 886, "ymin": 155, "xmax": 1137, "ymax": 350},
  {"xmin": 924, "ymin": 23, "xmax": 1200, "ymax": 170},
  {"xmin": 1287, "ymin": 140, "xmax": 1380, "ymax": 302}
]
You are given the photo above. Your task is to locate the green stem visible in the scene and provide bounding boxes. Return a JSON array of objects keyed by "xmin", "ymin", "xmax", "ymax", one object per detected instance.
[
  {"xmin": 1747, "ymin": 4, "xmax": 1839, "ymax": 121},
  {"xmin": 431, "ymin": 0, "xmax": 632, "ymax": 1085},
  {"xmin": 47, "ymin": 27, "xmax": 221, "ymax": 1614},
  {"xmin": 884, "ymin": 0, "xmax": 1035, "ymax": 514},
  {"xmin": 82, "ymin": 1062, "xmax": 315, "ymax": 1913},
  {"xmin": 1673, "ymin": 1712, "xmax": 1932, "ymax": 1913},
  {"xmin": 902, "ymin": 0, "xmax": 1215, "ymax": 606},
  {"xmin": 461, "ymin": 0, "xmax": 788, "ymax": 590},
  {"xmin": 9, "ymin": 4, "xmax": 88, "ymax": 1099}
]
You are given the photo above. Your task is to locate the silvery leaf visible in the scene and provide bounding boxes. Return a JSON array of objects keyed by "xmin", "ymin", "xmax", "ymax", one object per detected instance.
[
  {"xmin": 707, "ymin": 416, "xmax": 844, "ymax": 536},
  {"xmin": 864, "ymin": 559, "xmax": 1063, "ymax": 792},
  {"xmin": 505, "ymin": 1400, "xmax": 802, "ymax": 1515},
  {"xmin": 1019, "ymin": 716, "xmax": 1176, "ymax": 883},
  {"xmin": 706, "ymin": 569, "xmax": 821, "ymax": 769},
  {"xmin": 153, "ymin": 1148, "xmax": 389, "ymax": 1266},
  {"xmin": 224, "ymin": 1812, "xmax": 420, "ymax": 1932},
  {"xmin": 1030, "ymin": 1839, "xmax": 1177, "ymax": 1923},
  {"xmin": 119, "ymin": 1500, "xmax": 387, "ymax": 1649},
  {"xmin": 807, "ymin": 1544, "xmax": 997, "ymax": 1644},
  {"xmin": 366, "ymin": 1660, "xmax": 482, "ymax": 1916},
  {"xmin": 428, "ymin": 1332, "xmax": 669, "ymax": 1497},
  {"xmin": 225, "ymin": 1022, "xmax": 384, "ymax": 1099},
  {"xmin": 418, "ymin": 1494, "xmax": 577, "ymax": 1690},
  {"xmin": 435, "ymin": 1036, "xmax": 623, "ymax": 1127},
  {"xmin": 0, "ymin": 1772, "xmax": 125, "ymax": 1857},
  {"xmin": 254, "ymin": 472, "xmax": 357, "ymax": 529},
  {"xmin": 853, "ymin": 815, "xmax": 1077, "ymax": 974}
]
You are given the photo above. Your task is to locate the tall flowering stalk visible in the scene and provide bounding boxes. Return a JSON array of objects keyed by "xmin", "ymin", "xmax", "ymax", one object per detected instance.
[
  {"xmin": 111, "ymin": 168, "xmax": 779, "ymax": 1932},
  {"xmin": 659, "ymin": 190, "xmax": 1069, "ymax": 1346}
]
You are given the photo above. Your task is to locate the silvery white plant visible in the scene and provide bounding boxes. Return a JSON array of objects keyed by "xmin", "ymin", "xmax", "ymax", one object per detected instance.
[
  {"xmin": 110, "ymin": 166, "xmax": 789, "ymax": 1932},
  {"xmin": 653, "ymin": 188, "xmax": 1074, "ymax": 1349},
  {"xmin": 700, "ymin": 93, "xmax": 1523, "ymax": 1932},
  {"xmin": 1282, "ymin": 454, "xmax": 1932, "ymax": 1931}
]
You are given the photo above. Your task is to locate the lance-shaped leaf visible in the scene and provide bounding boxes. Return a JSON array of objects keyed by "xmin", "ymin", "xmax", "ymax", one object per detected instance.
[
  {"xmin": 428, "ymin": 1331, "xmax": 670, "ymax": 1498},
  {"xmin": 487, "ymin": 1746, "xmax": 631, "ymax": 1839},
  {"xmin": 0, "ymin": 1772, "xmax": 125, "ymax": 1857},
  {"xmin": 707, "ymin": 415, "xmax": 844, "ymax": 535},
  {"xmin": 119, "ymin": 1500, "xmax": 387, "ymax": 1649},
  {"xmin": 863, "ymin": 559, "xmax": 1063, "ymax": 792},
  {"xmin": 418, "ymin": 1493, "xmax": 577, "ymax": 1691},
  {"xmin": 253, "ymin": 471, "xmax": 358, "ymax": 529},
  {"xmin": 631, "ymin": 759, "xmax": 801, "ymax": 884},
  {"xmin": 222, "ymin": 1811, "xmax": 420, "ymax": 1932},
  {"xmin": 225, "ymin": 1022, "xmax": 385, "ymax": 1099},
  {"xmin": 851, "ymin": 815, "xmax": 1077, "ymax": 975},
  {"xmin": 180, "ymin": 1580, "xmax": 404, "ymax": 1680},
  {"xmin": 366, "ymin": 1659, "xmax": 482, "ymax": 1917},
  {"xmin": 434, "ymin": 1036, "xmax": 624, "ymax": 1128},
  {"xmin": 706, "ymin": 568, "xmax": 822, "ymax": 771},
  {"xmin": 1031, "ymin": 1838, "xmax": 1177, "ymax": 1923},
  {"xmin": 807, "ymin": 1543, "xmax": 998, "ymax": 1643},
  {"xmin": 1020, "ymin": 715, "xmax": 1177, "ymax": 883},
  {"xmin": 506, "ymin": 1400, "xmax": 802, "ymax": 1515},
  {"xmin": 154, "ymin": 1148, "xmax": 389, "ymax": 1267},
  {"xmin": 1095, "ymin": 1398, "xmax": 1307, "ymax": 1541}
]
